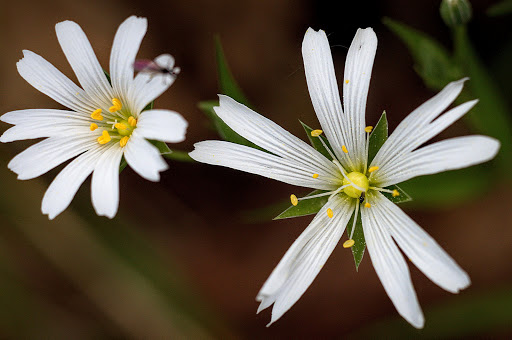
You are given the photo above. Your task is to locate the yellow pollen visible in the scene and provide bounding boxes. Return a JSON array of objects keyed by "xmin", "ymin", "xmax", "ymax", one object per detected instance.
[
  {"xmin": 343, "ymin": 239, "xmax": 355, "ymax": 248},
  {"xmin": 368, "ymin": 166, "xmax": 379, "ymax": 173},
  {"xmin": 345, "ymin": 79, "xmax": 349, "ymax": 84},
  {"xmin": 327, "ymin": 208, "xmax": 333, "ymax": 218},
  {"xmin": 311, "ymin": 129, "xmax": 323, "ymax": 137},
  {"xmin": 91, "ymin": 109, "xmax": 103, "ymax": 121},
  {"xmin": 342, "ymin": 145, "xmax": 348, "ymax": 153},
  {"xmin": 115, "ymin": 123, "xmax": 127, "ymax": 130},
  {"xmin": 97, "ymin": 130, "xmax": 111, "ymax": 145},
  {"xmin": 365, "ymin": 126, "xmax": 373, "ymax": 133},
  {"xmin": 89, "ymin": 123, "xmax": 98, "ymax": 131},
  {"xmin": 312, "ymin": 173, "xmax": 319, "ymax": 178},
  {"xmin": 120, "ymin": 136, "xmax": 129, "ymax": 147},
  {"xmin": 365, "ymin": 202, "xmax": 371, "ymax": 208},
  {"xmin": 109, "ymin": 98, "xmax": 123, "ymax": 113},
  {"xmin": 128, "ymin": 116, "xmax": 137, "ymax": 127},
  {"xmin": 392, "ymin": 189, "xmax": 400, "ymax": 197},
  {"xmin": 290, "ymin": 194, "xmax": 298, "ymax": 206}
]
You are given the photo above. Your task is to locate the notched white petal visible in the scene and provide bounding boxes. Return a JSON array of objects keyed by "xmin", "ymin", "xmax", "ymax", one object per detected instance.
[
  {"xmin": 91, "ymin": 145, "xmax": 124, "ymax": 218},
  {"xmin": 124, "ymin": 132, "xmax": 168, "ymax": 181},
  {"xmin": 136, "ymin": 109, "xmax": 188, "ymax": 143}
]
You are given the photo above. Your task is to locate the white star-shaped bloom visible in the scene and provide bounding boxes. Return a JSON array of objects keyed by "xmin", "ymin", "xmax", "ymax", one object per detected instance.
[
  {"xmin": 1, "ymin": 16, "xmax": 187, "ymax": 219},
  {"xmin": 189, "ymin": 28, "xmax": 500, "ymax": 328}
]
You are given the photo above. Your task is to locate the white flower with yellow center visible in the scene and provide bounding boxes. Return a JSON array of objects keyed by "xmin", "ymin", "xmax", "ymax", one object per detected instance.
[
  {"xmin": 189, "ymin": 28, "xmax": 500, "ymax": 328},
  {"xmin": 1, "ymin": 16, "xmax": 187, "ymax": 219}
]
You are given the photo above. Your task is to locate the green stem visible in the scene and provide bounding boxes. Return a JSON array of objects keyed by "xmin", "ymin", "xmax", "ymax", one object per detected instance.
[{"xmin": 163, "ymin": 150, "xmax": 195, "ymax": 162}]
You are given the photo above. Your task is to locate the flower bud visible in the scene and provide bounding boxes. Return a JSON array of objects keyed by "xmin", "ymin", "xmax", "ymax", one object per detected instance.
[{"xmin": 440, "ymin": 0, "xmax": 473, "ymax": 27}]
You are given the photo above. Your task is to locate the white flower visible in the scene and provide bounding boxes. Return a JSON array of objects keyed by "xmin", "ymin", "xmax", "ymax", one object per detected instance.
[
  {"xmin": 1, "ymin": 16, "xmax": 188, "ymax": 219},
  {"xmin": 189, "ymin": 28, "xmax": 500, "ymax": 328}
]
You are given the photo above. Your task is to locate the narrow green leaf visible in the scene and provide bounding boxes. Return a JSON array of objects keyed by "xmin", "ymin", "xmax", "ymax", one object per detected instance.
[
  {"xmin": 345, "ymin": 208, "xmax": 365, "ymax": 270},
  {"xmin": 367, "ymin": 111, "xmax": 388, "ymax": 164},
  {"xmin": 300, "ymin": 121, "xmax": 334, "ymax": 159},
  {"xmin": 487, "ymin": 0, "xmax": 512, "ymax": 16},
  {"xmin": 274, "ymin": 190, "xmax": 328, "ymax": 220},
  {"xmin": 150, "ymin": 140, "xmax": 172, "ymax": 154},
  {"xmin": 383, "ymin": 17, "xmax": 463, "ymax": 91},
  {"xmin": 215, "ymin": 35, "xmax": 250, "ymax": 105},
  {"xmin": 381, "ymin": 184, "xmax": 412, "ymax": 204}
]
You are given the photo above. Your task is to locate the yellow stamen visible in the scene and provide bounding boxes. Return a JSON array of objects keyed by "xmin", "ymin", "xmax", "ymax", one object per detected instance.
[
  {"xmin": 342, "ymin": 145, "xmax": 348, "ymax": 153},
  {"xmin": 128, "ymin": 116, "xmax": 137, "ymax": 127},
  {"xmin": 89, "ymin": 123, "xmax": 98, "ymax": 131},
  {"xmin": 290, "ymin": 194, "xmax": 298, "ymax": 206},
  {"xmin": 365, "ymin": 202, "xmax": 371, "ymax": 208},
  {"xmin": 120, "ymin": 136, "xmax": 129, "ymax": 147},
  {"xmin": 392, "ymin": 189, "xmax": 400, "ymax": 197},
  {"xmin": 311, "ymin": 129, "xmax": 323, "ymax": 137},
  {"xmin": 343, "ymin": 239, "xmax": 355, "ymax": 248},
  {"xmin": 115, "ymin": 123, "xmax": 127, "ymax": 130},
  {"xmin": 109, "ymin": 98, "xmax": 123, "ymax": 113},
  {"xmin": 345, "ymin": 79, "xmax": 349, "ymax": 84},
  {"xmin": 368, "ymin": 166, "xmax": 379, "ymax": 173},
  {"xmin": 312, "ymin": 173, "xmax": 319, "ymax": 179},
  {"xmin": 91, "ymin": 109, "xmax": 103, "ymax": 121},
  {"xmin": 97, "ymin": 130, "xmax": 111, "ymax": 145},
  {"xmin": 365, "ymin": 126, "xmax": 373, "ymax": 133},
  {"xmin": 327, "ymin": 208, "xmax": 333, "ymax": 218}
]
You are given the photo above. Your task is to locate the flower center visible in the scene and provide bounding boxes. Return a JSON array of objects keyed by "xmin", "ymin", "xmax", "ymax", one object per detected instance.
[
  {"xmin": 89, "ymin": 98, "xmax": 138, "ymax": 147},
  {"xmin": 342, "ymin": 172, "xmax": 369, "ymax": 198}
]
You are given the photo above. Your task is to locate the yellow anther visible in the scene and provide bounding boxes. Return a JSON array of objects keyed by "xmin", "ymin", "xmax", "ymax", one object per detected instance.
[
  {"xmin": 365, "ymin": 202, "xmax": 371, "ymax": 208},
  {"xmin": 392, "ymin": 189, "xmax": 400, "ymax": 197},
  {"xmin": 290, "ymin": 194, "xmax": 298, "ymax": 206},
  {"xmin": 109, "ymin": 98, "xmax": 123, "ymax": 113},
  {"xmin": 128, "ymin": 116, "xmax": 137, "ymax": 127},
  {"xmin": 312, "ymin": 173, "xmax": 319, "ymax": 179},
  {"xmin": 115, "ymin": 123, "xmax": 127, "ymax": 130},
  {"xmin": 327, "ymin": 208, "xmax": 333, "ymax": 218},
  {"xmin": 342, "ymin": 145, "xmax": 348, "ymax": 154},
  {"xmin": 97, "ymin": 130, "xmax": 111, "ymax": 145},
  {"xmin": 368, "ymin": 166, "xmax": 379, "ymax": 173},
  {"xmin": 345, "ymin": 79, "xmax": 349, "ymax": 84},
  {"xmin": 89, "ymin": 123, "xmax": 98, "ymax": 131},
  {"xmin": 343, "ymin": 239, "xmax": 355, "ymax": 248},
  {"xmin": 91, "ymin": 109, "xmax": 103, "ymax": 121},
  {"xmin": 365, "ymin": 126, "xmax": 373, "ymax": 133},
  {"xmin": 310, "ymin": 129, "xmax": 323, "ymax": 137},
  {"xmin": 120, "ymin": 136, "xmax": 129, "ymax": 147}
]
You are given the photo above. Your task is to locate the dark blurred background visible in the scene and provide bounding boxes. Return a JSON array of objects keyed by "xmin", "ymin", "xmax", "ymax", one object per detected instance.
[{"xmin": 0, "ymin": 0, "xmax": 511, "ymax": 338}]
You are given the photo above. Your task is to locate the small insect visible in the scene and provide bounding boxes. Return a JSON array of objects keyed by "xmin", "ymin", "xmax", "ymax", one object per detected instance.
[
  {"xmin": 133, "ymin": 54, "xmax": 180, "ymax": 84},
  {"xmin": 359, "ymin": 192, "xmax": 365, "ymax": 204}
]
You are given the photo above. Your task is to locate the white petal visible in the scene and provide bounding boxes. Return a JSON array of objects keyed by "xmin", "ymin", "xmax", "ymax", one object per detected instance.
[
  {"xmin": 55, "ymin": 20, "xmax": 113, "ymax": 107},
  {"xmin": 189, "ymin": 141, "xmax": 339, "ymax": 191},
  {"xmin": 257, "ymin": 195, "xmax": 355, "ymax": 325},
  {"xmin": 372, "ymin": 79, "xmax": 467, "ymax": 168},
  {"xmin": 342, "ymin": 28, "xmax": 377, "ymax": 170},
  {"xmin": 302, "ymin": 28, "xmax": 352, "ymax": 169},
  {"xmin": 41, "ymin": 146, "xmax": 103, "ymax": 219},
  {"xmin": 124, "ymin": 131, "xmax": 168, "ymax": 181},
  {"xmin": 0, "ymin": 109, "xmax": 91, "ymax": 142},
  {"xmin": 373, "ymin": 135, "xmax": 500, "ymax": 187},
  {"xmin": 213, "ymin": 95, "xmax": 339, "ymax": 178},
  {"xmin": 91, "ymin": 144, "xmax": 124, "ymax": 218},
  {"xmin": 130, "ymin": 54, "xmax": 176, "ymax": 115},
  {"xmin": 136, "ymin": 109, "xmax": 188, "ymax": 143},
  {"xmin": 361, "ymin": 199, "xmax": 424, "ymax": 329},
  {"xmin": 372, "ymin": 193, "xmax": 470, "ymax": 293},
  {"xmin": 110, "ymin": 16, "xmax": 147, "ymax": 103},
  {"xmin": 16, "ymin": 50, "xmax": 98, "ymax": 113},
  {"xmin": 7, "ymin": 135, "xmax": 96, "ymax": 180}
]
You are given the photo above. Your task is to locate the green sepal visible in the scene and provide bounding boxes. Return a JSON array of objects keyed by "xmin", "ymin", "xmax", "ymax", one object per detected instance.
[
  {"xmin": 381, "ymin": 184, "xmax": 412, "ymax": 204},
  {"xmin": 300, "ymin": 121, "xmax": 334, "ymax": 159},
  {"xmin": 367, "ymin": 111, "xmax": 388, "ymax": 164},
  {"xmin": 345, "ymin": 207, "xmax": 365, "ymax": 270},
  {"xmin": 274, "ymin": 190, "xmax": 328, "ymax": 220}
]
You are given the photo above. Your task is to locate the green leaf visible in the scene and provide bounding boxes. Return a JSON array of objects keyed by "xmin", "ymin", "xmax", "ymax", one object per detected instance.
[
  {"xmin": 382, "ymin": 17, "xmax": 463, "ymax": 91},
  {"xmin": 198, "ymin": 100, "xmax": 257, "ymax": 148},
  {"xmin": 487, "ymin": 0, "xmax": 512, "ymax": 16},
  {"xmin": 274, "ymin": 190, "xmax": 328, "ymax": 220},
  {"xmin": 300, "ymin": 121, "xmax": 334, "ymax": 160},
  {"xmin": 215, "ymin": 35, "xmax": 250, "ymax": 105},
  {"xmin": 345, "ymin": 208, "xmax": 365, "ymax": 270},
  {"xmin": 367, "ymin": 111, "xmax": 388, "ymax": 164}
]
